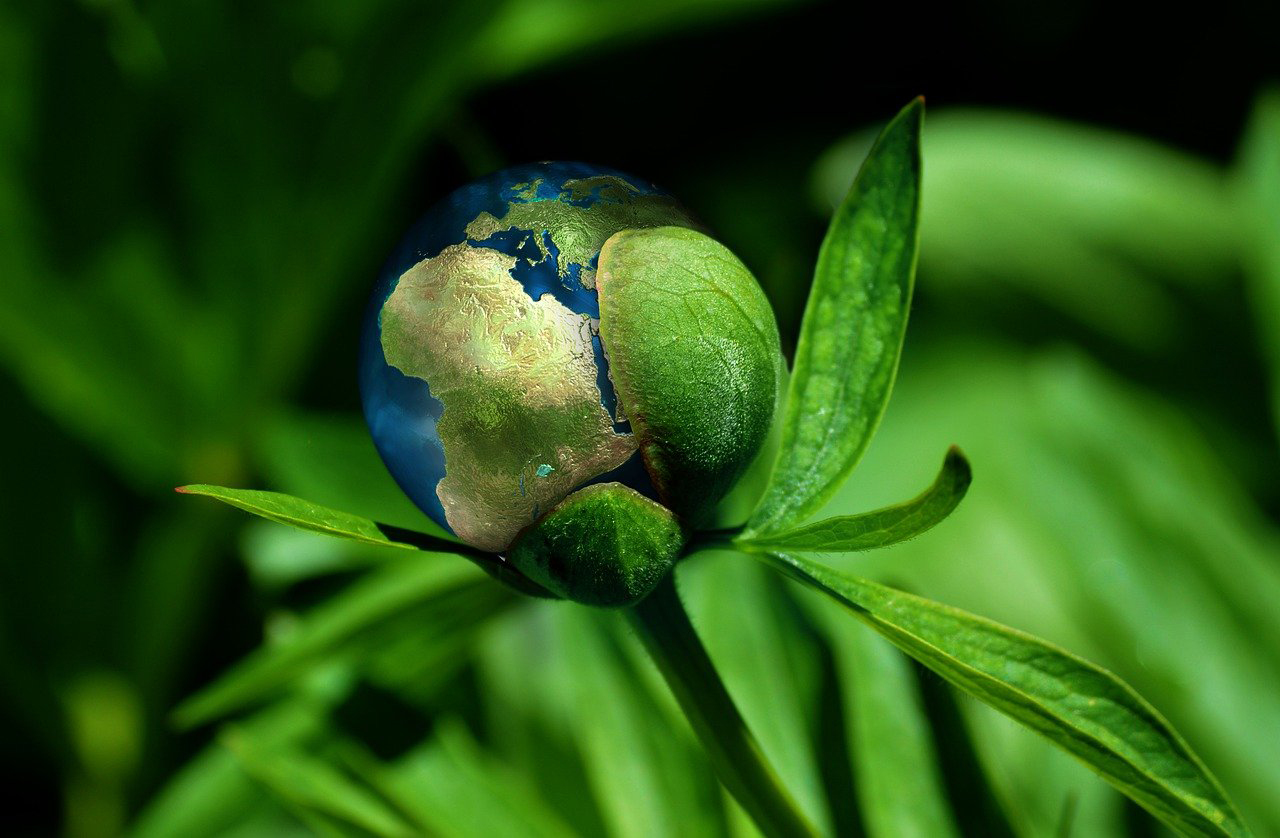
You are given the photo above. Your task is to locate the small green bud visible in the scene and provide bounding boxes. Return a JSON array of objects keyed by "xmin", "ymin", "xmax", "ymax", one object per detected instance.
[{"xmin": 507, "ymin": 483, "xmax": 685, "ymax": 607}]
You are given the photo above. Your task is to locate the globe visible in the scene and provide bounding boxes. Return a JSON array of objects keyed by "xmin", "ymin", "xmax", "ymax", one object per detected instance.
[{"xmin": 359, "ymin": 162, "xmax": 700, "ymax": 553}]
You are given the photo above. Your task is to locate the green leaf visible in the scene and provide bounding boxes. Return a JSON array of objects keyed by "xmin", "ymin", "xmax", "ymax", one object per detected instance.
[
  {"xmin": 627, "ymin": 574, "xmax": 819, "ymax": 838},
  {"xmin": 761, "ymin": 552, "xmax": 1248, "ymax": 838},
  {"xmin": 172, "ymin": 558, "xmax": 496, "ymax": 727},
  {"xmin": 469, "ymin": 0, "xmax": 805, "ymax": 84},
  {"xmin": 475, "ymin": 605, "xmax": 620, "ymax": 836},
  {"xmin": 1237, "ymin": 88, "xmax": 1280, "ymax": 441},
  {"xmin": 958, "ymin": 698, "xmax": 1127, "ymax": 838},
  {"xmin": 551, "ymin": 607, "xmax": 726, "ymax": 838},
  {"xmin": 746, "ymin": 98, "xmax": 923, "ymax": 536},
  {"xmin": 813, "ymin": 110, "xmax": 1241, "ymax": 350},
  {"xmin": 254, "ymin": 411, "xmax": 448, "ymax": 536},
  {"xmin": 736, "ymin": 446, "xmax": 969, "ymax": 552},
  {"xmin": 131, "ymin": 695, "xmax": 333, "ymax": 838},
  {"xmin": 222, "ymin": 728, "xmax": 416, "ymax": 838},
  {"xmin": 598, "ymin": 225, "xmax": 783, "ymax": 526},
  {"xmin": 176, "ymin": 484, "xmax": 554, "ymax": 597},
  {"xmin": 820, "ymin": 341, "xmax": 1280, "ymax": 832},
  {"xmin": 506, "ymin": 483, "xmax": 684, "ymax": 607},
  {"xmin": 802, "ymin": 589, "xmax": 960, "ymax": 838},
  {"xmin": 177, "ymin": 484, "xmax": 420, "ymax": 550},
  {"xmin": 364, "ymin": 720, "xmax": 578, "ymax": 838}
]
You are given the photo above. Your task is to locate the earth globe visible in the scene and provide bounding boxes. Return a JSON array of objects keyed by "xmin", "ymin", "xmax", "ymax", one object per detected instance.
[{"xmin": 358, "ymin": 162, "xmax": 702, "ymax": 554}]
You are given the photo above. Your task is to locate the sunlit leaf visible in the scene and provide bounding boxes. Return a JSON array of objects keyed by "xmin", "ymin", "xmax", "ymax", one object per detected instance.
[
  {"xmin": 737, "ymin": 447, "xmax": 968, "ymax": 552},
  {"xmin": 762, "ymin": 552, "xmax": 1248, "ymax": 838},
  {"xmin": 746, "ymin": 99, "xmax": 923, "ymax": 536}
]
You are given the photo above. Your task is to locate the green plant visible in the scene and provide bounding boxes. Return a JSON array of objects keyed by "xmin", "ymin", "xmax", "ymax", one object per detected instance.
[{"xmin": 179, "ymin": 100, "xmax": 1248, "ymax": 837}]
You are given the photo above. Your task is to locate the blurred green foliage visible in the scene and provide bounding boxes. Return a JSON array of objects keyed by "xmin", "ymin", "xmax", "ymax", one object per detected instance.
[{"xmin": 2, "ymin": 0, "xmax": 1278, "ymax": 836}]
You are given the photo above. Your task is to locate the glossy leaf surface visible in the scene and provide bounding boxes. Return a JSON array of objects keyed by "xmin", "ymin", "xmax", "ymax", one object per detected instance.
[
  {"xmin": 763, "ymin": 552, "xmax": 1248, "ymax": 838},
  {"xmin": 747, "ymin": 99, "xmax": 923, "ymax": 536}
]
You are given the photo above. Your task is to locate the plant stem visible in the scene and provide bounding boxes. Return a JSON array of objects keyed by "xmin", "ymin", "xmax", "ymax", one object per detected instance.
[{"xmin": 627, "ymin": 574, "xmax": 819, "ymax": 838}]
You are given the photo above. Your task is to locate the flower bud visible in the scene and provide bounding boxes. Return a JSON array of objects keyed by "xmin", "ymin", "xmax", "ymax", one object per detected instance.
[{"xmin": 360, "ymin": 162, "xmax": 781, "ymax": 605}]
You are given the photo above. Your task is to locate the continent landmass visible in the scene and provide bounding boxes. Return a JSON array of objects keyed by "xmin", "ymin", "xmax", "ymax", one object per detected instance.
[
  {"xmin": 379, "ymin": 241, "xmax": 636, "ymax": 552},
  {"xmin": 465, "ymin": 175, "xmax": 698, "ymax": 289}
]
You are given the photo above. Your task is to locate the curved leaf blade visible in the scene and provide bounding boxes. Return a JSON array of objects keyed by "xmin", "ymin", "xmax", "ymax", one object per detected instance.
[
  {"xmin": 761, "ymin": 552, "xmax": 1249, "ymax": 838},
  {"xmin": 747, "ymin": 98, "xmax": 924, "ymax": 536},
  {"xmin": 176, "ymin": 484, "xmax": 556, "ymax": 598},
  {"xmin": 737, "ymin": 447, "xmax": 969, "ymax": 552},
  {"xmin": 177, "ymin": 484, "xmax": 419, "ymax": 549}
]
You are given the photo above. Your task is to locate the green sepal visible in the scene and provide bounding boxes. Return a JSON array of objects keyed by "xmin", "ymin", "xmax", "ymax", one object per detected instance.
[
  {"xmin": 745, "ymin": 98, "xmax": 923, "ymax": 537},
  {"xmin": 597, "ymin": 226, "xmax": 783, "ymax": 527},
  {"xmin": 506, "ymin": 483, "xmax": 686, "ymax": 607}
]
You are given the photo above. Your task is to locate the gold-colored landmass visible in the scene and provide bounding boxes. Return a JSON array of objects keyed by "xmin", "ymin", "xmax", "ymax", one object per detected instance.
[
  {"xmin": 463, "ymin": 176, "xmax": 697, "ymax": 283},
  {"xmin": 380, "ymin": 243, "xmax": 637, "ymax": 552}
]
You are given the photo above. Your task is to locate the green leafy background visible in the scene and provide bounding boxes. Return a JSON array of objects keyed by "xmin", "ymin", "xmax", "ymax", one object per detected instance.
[{"xmin": 2, "ymin": 1, "xmax": 1279, "ymax": 835}]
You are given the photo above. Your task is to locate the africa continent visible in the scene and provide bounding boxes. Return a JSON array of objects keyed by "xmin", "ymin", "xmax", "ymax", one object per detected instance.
[{"xmin": 379, "ymin": 242, "xmax": 636, "ymax": 552}]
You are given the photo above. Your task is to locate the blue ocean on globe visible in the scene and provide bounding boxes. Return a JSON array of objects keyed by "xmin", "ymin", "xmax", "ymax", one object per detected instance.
[{"xmin": 359, "ymin": 162, "xmax": 696, "ymax": 547}]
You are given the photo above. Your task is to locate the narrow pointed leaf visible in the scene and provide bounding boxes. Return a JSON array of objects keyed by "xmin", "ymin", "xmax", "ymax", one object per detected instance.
[
  {"xmin": 761, "ymin": 552, "xmax": 1248, "ymax": 838},
  {"xmin": 176, "ymin": 484, "xmax": 431, "ymax": 550},
  {"xmin": 747, "ymin": 98, "xmax": 924, "ymax": 536},
  {"xmin": 176, "ymin": 484, "xmax": 555, "ymax": 597},
  {"xmin": 737, "ymin": 447, "xmax": 969, "ymax": 552}
]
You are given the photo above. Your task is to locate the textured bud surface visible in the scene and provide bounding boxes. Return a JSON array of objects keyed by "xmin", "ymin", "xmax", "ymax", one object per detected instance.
[
  {"xmin": 506, "ymin": 482, "xmax": 685, "ymax": 606},
  {"xmin": 598, "ymin": 226, "xmax": 783, "ymax": 526}
]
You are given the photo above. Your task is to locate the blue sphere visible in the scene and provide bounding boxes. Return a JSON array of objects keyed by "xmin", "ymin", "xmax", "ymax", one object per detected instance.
[{"xmin": 359, "ymin": 162, "xmax": 699, "ymax": 552}]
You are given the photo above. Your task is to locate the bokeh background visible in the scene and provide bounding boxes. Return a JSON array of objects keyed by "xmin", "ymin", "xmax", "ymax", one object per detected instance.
[{"xmin": 3, "ymin": 1, "xmax": 1279, "ymax": 835}]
